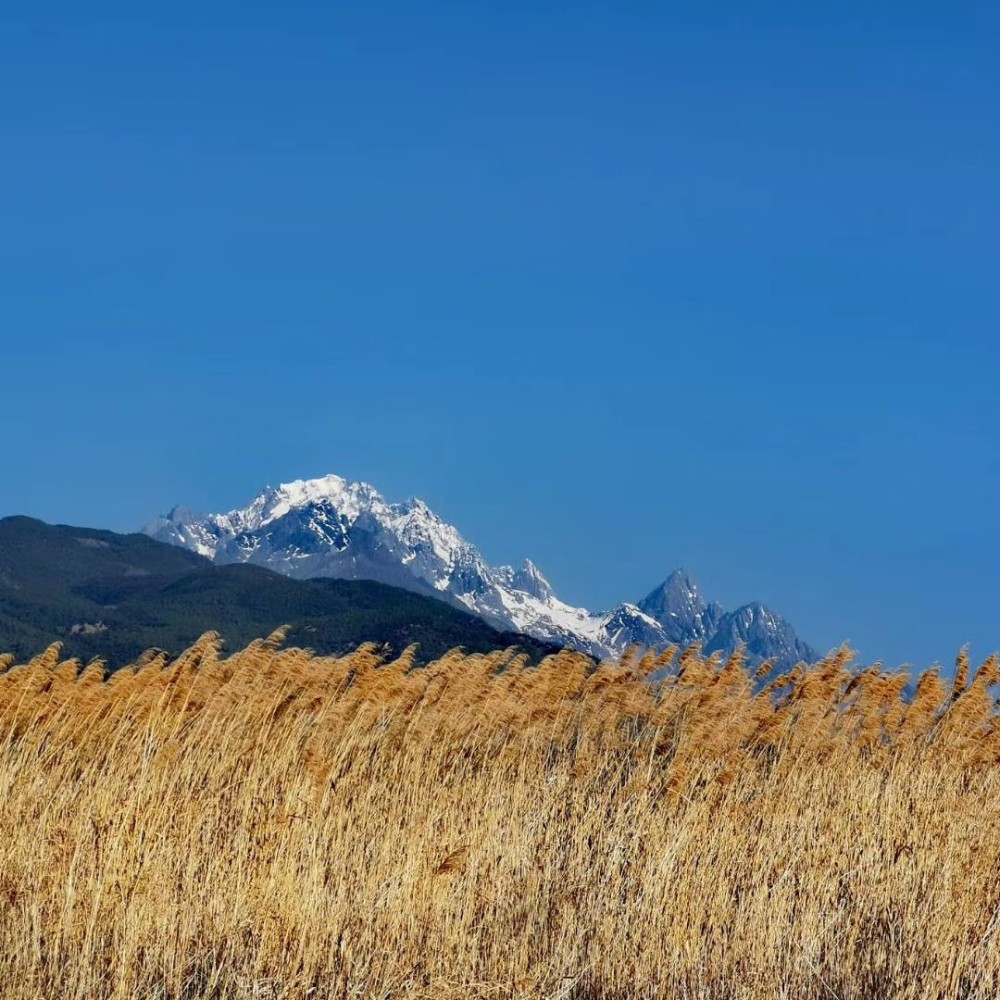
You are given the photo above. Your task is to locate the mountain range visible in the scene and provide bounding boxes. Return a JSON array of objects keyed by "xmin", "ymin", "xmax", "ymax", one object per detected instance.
[{"xmin": 147, "ymin": 475, "xmax": 818, "ymax": 670}]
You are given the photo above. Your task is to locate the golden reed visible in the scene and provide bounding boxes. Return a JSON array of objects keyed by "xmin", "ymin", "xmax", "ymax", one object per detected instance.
[{"xmin": 0, "ymin": 631, "xmax": 998, "ymax": 999}]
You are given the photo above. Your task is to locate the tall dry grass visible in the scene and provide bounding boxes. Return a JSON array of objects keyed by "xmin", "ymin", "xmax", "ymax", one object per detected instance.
[{"xmin": 0, "ymin": 633, "xmax": 999, "ymax": 999}]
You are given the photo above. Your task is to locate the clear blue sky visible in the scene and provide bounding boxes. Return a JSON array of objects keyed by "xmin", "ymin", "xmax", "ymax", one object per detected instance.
[{"xmin": 2, "ymin": 1, "xmax": 997, "ymax": 670}]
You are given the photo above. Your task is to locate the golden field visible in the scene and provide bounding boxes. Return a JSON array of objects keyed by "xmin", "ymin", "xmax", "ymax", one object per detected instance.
[{"xmin": 0, "ymin": 632, "xmax": 999, "ymax": 999}]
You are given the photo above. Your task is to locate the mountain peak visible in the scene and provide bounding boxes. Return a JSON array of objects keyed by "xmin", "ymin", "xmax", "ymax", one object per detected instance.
[
  {"xmin": 260, "ymin": 475, "xmax": 381, "ymax": 525},
  {"xmin": 512, "ymin": 558, "xmax": 554, "ymax": 601},
  {"xmin": 490, "ymin": 559, "xmax": 554, "ymax": 602},
  {"xmin": 706, "ymin": 601, "xmax": 819, "ymax": 674},
  {"xmin": 278, "ymin": 473, "xmax": 351, "ymax": 501},
  {"xmin": 636, "ymin": 569, "xmax": 723, "ymax": 644},
  {"xmin": 653, "ymin": 569, "xmax": 704, "ymax": 605},
  {"xmin": 663, "ymin": 567, "xmax": 699, "ymax": 596}
]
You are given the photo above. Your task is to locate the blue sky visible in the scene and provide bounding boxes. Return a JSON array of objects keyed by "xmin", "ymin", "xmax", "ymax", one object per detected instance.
[{"xmin": 2, "ymin": 1, "xmax": 998, "ymax": 670}]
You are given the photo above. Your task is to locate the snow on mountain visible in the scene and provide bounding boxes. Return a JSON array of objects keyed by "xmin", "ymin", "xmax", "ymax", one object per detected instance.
[{"xmin": 145, "ymin": 474, "xmax": 818, "ymax": 667}]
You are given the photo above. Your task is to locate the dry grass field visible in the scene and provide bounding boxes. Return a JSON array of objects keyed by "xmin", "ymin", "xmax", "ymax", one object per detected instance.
[{"xmin": 1, "ymin": 632, "xmax": 999, "ymax": 999}]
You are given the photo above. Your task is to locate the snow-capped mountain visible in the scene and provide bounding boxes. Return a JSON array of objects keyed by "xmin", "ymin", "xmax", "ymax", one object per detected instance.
[{"xmin": 146, "ymin": 475, "xmax": 818, "ymax": 667}]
